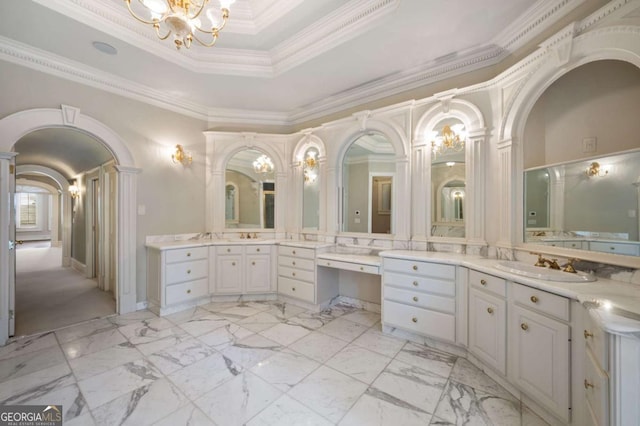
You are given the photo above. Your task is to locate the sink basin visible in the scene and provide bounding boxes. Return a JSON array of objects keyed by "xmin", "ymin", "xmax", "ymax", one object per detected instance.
[{"xmin": 495, "ymin": 261, "xmax": 596, "ymax": 282}]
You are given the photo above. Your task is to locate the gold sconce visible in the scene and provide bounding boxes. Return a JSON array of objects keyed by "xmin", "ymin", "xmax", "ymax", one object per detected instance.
[
  {"xmin": 68, "ymin": 181, "xmax": 80, "ymax": 198},
  {"xmin": 585, "ymin": 162, "xmax": 608, "ymax": 177},
  {"xmin": 431, "ymin": 124, "xmax": 466, "ymax": 158},
  {"xmin": 303, "ymin": 149, "xmax": 318, "ymax": 184},
  {"xmin": 172, "ymin": 144, "xmax": 192, "ymax": 166}
]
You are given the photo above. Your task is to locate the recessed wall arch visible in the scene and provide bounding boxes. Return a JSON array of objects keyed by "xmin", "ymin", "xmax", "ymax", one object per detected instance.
[
  {"xmin": 0, "ymin": 106, "xmax": 140, "ymax": 345},
  {"xmin": 293, "ymin": 134, "xmax": 326, "ymax": 233}
]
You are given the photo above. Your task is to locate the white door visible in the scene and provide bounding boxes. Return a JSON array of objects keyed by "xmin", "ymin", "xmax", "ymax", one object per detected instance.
[{"xmin": 8, "ymin": 158, "xmax": 16, "ymax": 336}]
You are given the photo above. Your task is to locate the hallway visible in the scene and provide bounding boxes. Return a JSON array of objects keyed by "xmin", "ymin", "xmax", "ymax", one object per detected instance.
[{"xmin": 15, "ymin": 242, "xmax": 115, "ymax": 337}]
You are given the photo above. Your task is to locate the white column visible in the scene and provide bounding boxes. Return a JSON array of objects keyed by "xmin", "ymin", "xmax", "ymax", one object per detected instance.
[
  {"xmin": 318, "ymin": 156, "xmax": 328, "ymax": 236},
  {"xmin": 0, "ymin": 152, "xmax": 17, "ymax": 345},
  {"xmin": 290, "ymin": 160, "xmax": 303, "ymax": 235},
  {"xmin": 61, "ymin": 191, "xmax": 72, "ymax": 266},
  {"xmin": 467, "ymin": 134, "xmax": 487, "ymax": 245},
  {"xmin": 275, "ymin": 171, "xmax": 287, "ymax": 236},
  {"xmin": 395, "ymin": 157, "xmax": 411, "ymax": 241},
  {"xmin": 114, "ymin": 165, "xmax": 141, "ymax": 314},
  {"xmin": 325, "ymin": 165, "xmax": 338, "ymax": 238},
  {"xmin": 411, "ymin": 141, "xmax": 429, "ymax": 239},
  {"xmin": 497, "ymin": 138, "xmax": 517, "ymax": 247}
]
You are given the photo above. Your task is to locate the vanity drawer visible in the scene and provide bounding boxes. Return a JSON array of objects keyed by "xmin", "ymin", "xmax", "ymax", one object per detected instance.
[
  {"xmin": 512, "ymin": 283, "xmax": 569, "ymax": 321},
  {"xmin": 278, "ymin": 265, "xmax": 314, "ymax": 283},
  {"xmin": 278, "ymin": 256, "xmax": 315, "ymax": 271},
  {"xmin": 246, "ymin": 245, "xmax": 270, "ymax": 255},
  {"xmin": 217, "ymin": 245, "xmax": 243, "ymax": 255},
  {"xmin": 584, "ymin": 349, "xmax": 609, "ymax": 426},
  {"xmin": 383, "ymin": 300, "xmax": 455, "ymax": 342},
  {"xmin": 165, "ymin": 278, "xmax": 208, "ymax": 305},
  {"xmin": 469, "ymin": 270, "xmax": 506, "ymax": 298},
  {"xmin": 278, "ymin": 246, "xmax": 315, "ymax": 259},
  {"xmin": 563, "ymin": 240, "xmax": 586, "ymax": 250},
  {"xmin": 166, "ymin": 259, "xmax": 208, "ymax": 284},
  {"xmin": 383, "ymin": 258, "xmax": 455, "ymax": 279},
  {"xmin": 319, "ymin": 258, "xmax": 379, "ymax": 275},
  {"xmin": 584, "ymin": 311, "xmax": 608, "ymax": 370},
  {"xmin": 589, "ymin": 241, "xmax": 640, "ymax": 256},
  {"xmin": 384, "ymin": 286, "xmax": 455, "ymax": 314},
  {"xmin": 384, "ymin": 271, "xmax": 455, "ymax": 296},
  {"xmin": 165, "ymin": 246, "xmax": 208, "ymax": 263},
  {"xmin": 278, "ymin": 276, "xmax": 314, "ymax": 302}
]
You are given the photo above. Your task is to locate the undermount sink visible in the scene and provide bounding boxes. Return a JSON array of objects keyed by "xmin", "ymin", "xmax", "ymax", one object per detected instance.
[{"xmin": 495, "ymin": 261, "xmax": 597, "ymax": 282}]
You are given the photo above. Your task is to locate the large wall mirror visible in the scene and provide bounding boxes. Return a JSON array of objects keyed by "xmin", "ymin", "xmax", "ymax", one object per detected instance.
[
  {"xmin": 430, "ymin": 120, "xmax": 466, "ymax": 238},
  {"xmin": 302, "ymin": 147, "xmax": 320, "ymax": 230},
  {"xmin": 225, "ymin": 149, "xmax": 275, "ymax": 229},
  {"xmin": 522, "ymin": 60, "xmax": 640, "ymax": 257},
  {"xmin": 342, "ymin": 133, "xmax": 395, "ymax": 234}
]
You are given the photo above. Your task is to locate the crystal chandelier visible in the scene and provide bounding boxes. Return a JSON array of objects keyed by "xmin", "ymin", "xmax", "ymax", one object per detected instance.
[
  {"xmin": 124, "ymin": 0, "xmax": 236, "ymax": 49},
  {"xmin": 431, "ymin": 124, "xmax": 466, "ymax": 158},
  {"xmin": 253, "ymin": 155, "xmax": 274, "ymax": 175}
]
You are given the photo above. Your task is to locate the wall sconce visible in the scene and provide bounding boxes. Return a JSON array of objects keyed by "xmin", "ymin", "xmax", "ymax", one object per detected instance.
[
  {"xmin": 446, "ymin": 162, "xmax": 456, "ymax": 167},
  {"xmin": 303, "ymin": 149, "xmax": 318, "ymax": 184},
  {"xmin": 68, "ymin": 181, "xmax": 80, "ymax": 198},
  {"xmin": 586, "ymin": 161, "xmax": 609, "ymax": 177},
  {"xmin": 172, "ymin": 144, "xmax": 192, "ymax": 166}
]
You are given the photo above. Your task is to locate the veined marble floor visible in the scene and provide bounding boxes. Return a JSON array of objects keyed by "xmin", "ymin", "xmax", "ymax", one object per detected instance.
[{"xmin": 0, "ymin": 301, "xmax": 550, "ymax": 426}]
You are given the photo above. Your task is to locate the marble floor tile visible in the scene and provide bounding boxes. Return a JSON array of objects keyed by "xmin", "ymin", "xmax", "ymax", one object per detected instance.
[
  {"xmin": 68, "ymin": 343, "xmax": 142, "ymax": 381},
  {"xmin": 222, "ymin": 334, "xmax": 284, "ymax": 369},
  {"xmin": 128, "ymin": 327, "xmax": 191, "ymax": 356},
  {"xmin": 238, "ymin": 311, "xmax": 285, "ymax": 333},
  {"xmin": 430, "ymin": 379, "xmax": 521, "ymax": 426},
  {"xmin": 117, "ymin": 317, "xmax": 175, "ymax": 342},
  {"xmin": 163, "ymin": 306, "xmax": 210, "ymax": 325},
  {"xmin": 108, "ymin": 310, "xmax": 158, "ymax": 326},
  {"xmin": 288, "ymin": 331, "xmax": 349, "ymax": 363},
  {"xmin": 250, "ymin": 349, "xmax": 320, "ymax": 392},
  {"xmin": 197, "ymin": 323, "xmax": 254, "ymax": 350},
  {"xmin": 352, "ymin": 329, "xmax": 406, "ymax": 358},
  {"xmin": 288, "ymin": 365, "xmax": 368, "ymax": 423},
  {"xmin": 78, "ymin": 359, "xmax": 162, "ymax": 409},
  {"xmin": 259, "ymin": 322, "xmax": 311, "ymax": 346},
  {"xmin": 0, "ymin": 345, "xmax": 66, "ymax": 382},
  {"xmin": 217, "ymin": 305, "xmax": 264, "ymax": 321},
  {"xmin": 147, "ymin": 338, "xmax": 215, "ymax": 375},
  {"xmin": 0, "ymin": 363, "xmax": 74, "ymax": 405},
  {"xmin": 341, "ymin": 310, "xmax": 381, "ymax": 327},
  {"xmin": 317, "ymin": 318, "xmax": 369, "ymax": 342},
  {"xmin": 340, "ymin": 390, "xmax": 433, "ymax": 426},
  {"xmin": 91, "ymin": 378, "xmax": 189, "ymax": 426},
  {"xmin": 65, "ymin": 412, "xmax": 96, "ymax": 426},
  {"xmin": 246, "ymin": 394, "xmax": 333, "ymax": 426},
  {"xmin": 371, "ymin": 359, "xmax": 449, "ymax": 416},
  {"xmin": 61, "ymin": 328, "xmax": 126, "ymax": 360},
  {"xmin": 265, "ymin": 301, "xmax": 307, "ymax": 319},
  {"xmin": 287, "ymin": 311, "xmax": 335, "ymax": 331},
  {"xmin": 242, "ymin": 301, "xmax": 277, "ymax": 312},
  {"xmin": 23, "ymin": 383, "xmax": 89, "ymax": 424},
  {"xmin": 449, "ymin": 358, "xmax": 516, "ymax": 400},
  {"xmin": 195, "ymin": 371, "xmax": 281, "ymax": 426},
  {"xmin": 55, "ymin": 318, "xmax": 118, "ymax": 344},
  {"xmin": 0, "ymin": 332, "xmax": 58, "ymax": 360},
  {"xmin": 178, "ymin": 314, "xmax": 230, "ymax": 337},
  {"xmin": 167, "ymin": 353, "xmax": 242, "ymax": 400},
  {"xmin": 395, "ymin": 342, "xmax": 457, "ymax": 379},
  {"xmin": 200, "ymin": 301, "xmax": 244, "ymax": 313},
  {"xmin": 153, "ymin": 403, "xmax": 215, "ymax": 426},
  {"xmin": 522, "ymin": 403, "xmax": 551, "ymax": 426},
  {"xmin": 321, "ymin": 303, "xmax": 360, "ymax": 318},
  {"xmin": 326, "ymin": 344, "xmax": 392, "ymax": 384}
]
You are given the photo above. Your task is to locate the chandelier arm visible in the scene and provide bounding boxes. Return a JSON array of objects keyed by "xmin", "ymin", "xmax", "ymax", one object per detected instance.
[
  {"xmin": 190, "ymin": 31, "xmax": 219, "ymax": 47},
  {"xmin": 194, "ymin": 8, "xmax": 228, "ymax": 33},
  {"xmin": 154, "ymin": 24, "xmax": 172, "ymax": 40},
  {"xmin": 124, "ymin": 0, "xmax": 159, "ymax": 25},
  {"xmin": 186, "ymin": 0, "xmax": 209, "ymax": 20}
]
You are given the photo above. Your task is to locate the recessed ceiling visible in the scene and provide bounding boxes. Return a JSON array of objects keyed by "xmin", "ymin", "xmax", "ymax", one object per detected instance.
[{"xmin": 0, "ymin": 0, "xmax": 596, "ymax": 126}]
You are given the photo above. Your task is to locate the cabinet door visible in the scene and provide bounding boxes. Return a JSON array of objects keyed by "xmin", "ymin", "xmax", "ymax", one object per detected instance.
[
  {"xmin": 245, "ymin": 254, "xmax": 271, "ymax": 293},
  {"xmin": 508, "ymin": 305, "xmax": 570, "ymax": 422},
  {"xmin": 468, "ymin": 288, "xmax": 506, "ymax": 374},
  {"xmin": 216, "ymin": 255, "xmax": 243, "ymax": 293}
]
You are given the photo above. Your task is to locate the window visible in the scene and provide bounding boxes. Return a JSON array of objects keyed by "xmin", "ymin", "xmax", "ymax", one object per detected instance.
[{"xmin": 18, "ymin": 193, "xmax": 38, "ymax": 227}]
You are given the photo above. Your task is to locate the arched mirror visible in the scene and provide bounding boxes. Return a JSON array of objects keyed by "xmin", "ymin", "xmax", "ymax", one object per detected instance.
[
  {"xmin": 430, "ymin": 119, "xmax": 467, "ymax": 238},
  {"xmin": 225, "ymin": 149, "xmax": 275, "ymax": 229},
  {"xmin": 342, "ymin": 133, "xmax": 395, "ymax": 234},
  {"xmin": 302, "ymin": 147, "xmax": 320, "ymax": 229}
]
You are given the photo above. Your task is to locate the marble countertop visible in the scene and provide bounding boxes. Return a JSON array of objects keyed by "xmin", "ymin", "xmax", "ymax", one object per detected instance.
[
  {"xmin": 316, "ymin": 252, "xmax": 382, "ymax": 267},
  {"xmin": 146, "ymin": 239, "xmax": 278, "ymax": 250}
]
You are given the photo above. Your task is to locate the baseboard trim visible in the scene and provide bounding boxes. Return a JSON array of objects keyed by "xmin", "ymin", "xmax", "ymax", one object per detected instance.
[
  {"xmin": 70, "ymin": 258, "xmax": 86, "ymax": 274},
  {"xmin": 136, "ymin": 301, "xmax": 149, "ymax": 311}
]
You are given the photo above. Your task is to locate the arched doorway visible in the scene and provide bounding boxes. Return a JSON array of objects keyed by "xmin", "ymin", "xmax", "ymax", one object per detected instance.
[{"xmin": 0, "ymin": 106, "xmax": 140, "ymax": 345}]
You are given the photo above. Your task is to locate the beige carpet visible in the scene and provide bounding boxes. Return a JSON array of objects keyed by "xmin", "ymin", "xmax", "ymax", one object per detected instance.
[{"xmin": 15, "ymin": 245, "xmax": 116, "ymax": 337}]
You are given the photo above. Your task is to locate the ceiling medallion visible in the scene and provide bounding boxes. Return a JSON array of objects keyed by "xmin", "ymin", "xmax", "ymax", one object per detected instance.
[{"xmin": 124, "ymin": 0, "xmax": 236, "ymax": 49}]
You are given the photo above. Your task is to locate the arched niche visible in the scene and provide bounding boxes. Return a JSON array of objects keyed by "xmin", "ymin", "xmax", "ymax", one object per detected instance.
[
  {"xmin": 500, "ymin": 26, "xmax": 640, "ymax": 268},
  {"xmin": 413, "ymin": 98, "xmax": 486, "ymax": 249},
  {"xmin": 0, "ymin": 106, "xmax": 139, "ymax": 345},
  {"xmin": 292, "ymin": 134, "xmax": 326, "ymax": 233}
]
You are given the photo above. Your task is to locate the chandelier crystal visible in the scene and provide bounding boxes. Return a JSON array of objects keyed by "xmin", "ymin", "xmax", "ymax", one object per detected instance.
[
  {"xmin": 253, "ymin": 155, "xmax": 274, "ymax": 175},
  {"xmin": 431, "ymin": 124, "xmax": 467, "ymax": 158},
  {"xmin": 124, "ymin": 0, "xmax": 236, "ymax": 49}
]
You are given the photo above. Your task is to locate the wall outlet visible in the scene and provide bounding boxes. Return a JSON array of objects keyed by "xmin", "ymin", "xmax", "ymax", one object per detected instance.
[
  {"xmin": 629, "ymin": 209, "xmax": 637, "ymax": 218},
  {"xmin": 583, "ymin": 137, "xmax": 597, "ymax": 153},
  {"xmin": 527, "ymin": 219, "xmax": 537, "ymax": 225},
  {"xmin": 354, "ymin": 218, "xmax": 360, "ymax": 223}
]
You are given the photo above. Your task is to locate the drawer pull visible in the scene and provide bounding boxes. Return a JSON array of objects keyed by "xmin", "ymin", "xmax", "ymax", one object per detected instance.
[
  {"xmin": 293, "ymin": 250, "xmax": 296, "ymax": 255},
  {"xmin": 227, "ymin": 248, "xmax": 231, "ymax": 253},
  {"xmin": 412, "ymin": 281, "xmax": 418, "ymax": 287},
  {"xmin": 256, "ymin": 248, "xmax": 260, "ymax": 252},
  {"xmin": 187, "ymin": 252, "xmax": 191, "ymax": 257},
  {"xmin": 292, "ymin": 272, "xmax": 296, "ymax": 277},
  {"xmin": 584, "ymin": 379, "xmax": 594, "ymax": 389},
  {"xmin": 412, "ymin": 296, "xmax": 418, "ymax": 302},
  {"xmin": 584, "ymin": 330, "xmax": 594, "ymax": 339},
  {"xmin": 530, "ymin": 295, "xmax": 538, "ymax": 304},
  {"xmin": 292, "ymin": 261, "xmax": 296, "ymax": 266},
  {"xmin": 480, "ymin": 279, "xmax": 487, "ymax": 286},
  {"xmin": 232, "ymin": 262, "xmax": 236, "ymax": 266},
  {"xmin": 520, "ymin": 323, "xmax": 529, "ymax": 331},
  {"xmin": 360, "ymin": 267, "xmax": 364, "ymax": 271},
  {"xmin": 326, "ymin": 262, "xmax": 330, "ymax": 266},
  {"xmin": 487, "ymin": 307, "xmax": 494, "ymax": 314},
  {"xmin": 187, "ymin": 269, "xmax": 191, "ymax": 274},
  {"xmin": 610, "ymin": 247, "xmax": 615, "ymax": 251},
  {"xmin": 412, "ymin": 265, "xmax": 418, "ymax": 271},
  {"xmin": 292, "ymin": 287, "xmax": 296, "ymax": 291},
  {"xmin": 411, "ymin": 317, "xmax": 418, "ymax": 323},
  {"xmin": 252, "ymin": 261, "xmax": 256, "ymax": 266},
  {"xmin": 187, "ymin": 289, "xmax": 191, "ymax": 294}
]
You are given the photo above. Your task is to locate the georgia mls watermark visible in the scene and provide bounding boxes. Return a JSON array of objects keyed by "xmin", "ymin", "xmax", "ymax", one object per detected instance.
[{"xmin": 0, "ymin": 405, "xmax": 63, "ymax": 426}]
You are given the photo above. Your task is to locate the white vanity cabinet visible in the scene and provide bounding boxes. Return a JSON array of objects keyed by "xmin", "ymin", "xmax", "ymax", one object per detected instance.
[
  {"xmin": 382, "ymin": 258, "xmax": 457, "ymax": 343},
  {"xmin": 277, "ymin": 245, "xmax": 317, "ymax": 303},
  {"xmin": 467, "ymin": 270, "xmax": 507, "ymax": 375},
  {"xmin": 213, "ymin": 244, "xmax": 274, "ymax": 295},
  {"xmin": 146, "ymin": 245, "xmax": 210, "ymax": 315},
  {"xmin": 508, "ymin": 282, "xmax": 571, "ymax": 423}
]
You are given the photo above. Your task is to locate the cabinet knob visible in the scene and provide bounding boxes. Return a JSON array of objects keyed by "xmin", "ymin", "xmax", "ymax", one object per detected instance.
[
  {"xmin": 530, "ymin": 295, "xmax": 538, "ymax": 303},
  {"xmin": 232, "ymin": 262, "xmax": 236, "ymax": 266},
  {"xmin": 360, "ymin": 267, "xmax": 364, "ymax": 271},
  {"xmin": 292, "ymin": 287, "xmax": 296, "ymax": 291},
  {"xmin": 520, "ymin": 323, "xmax": 529, "ymax": 331},
  {"xmin": 293, "ymin": 250, "xmax": 296, "ymax": 255},
  {"xmin": 412, "ymin": 281, "xmax": 418, "ymax": 287},
  {"xmin": 412, "ymin": 296, "xmax": 418, "ymax": 302},
  {"xmin": 411, "ymin": 317, "xmax": 418, "ymax": 323},
  {"xmin": 480, "ymin": 279, "xmax": 487, "ymax": 286},
  {"xmin": 187, "ymin": 252, "xmax": 191, "ymax": 257},
  {"xmin": 610, "ymin": 247, "xmax": 615, "ymax": 251},
  {"xmin": 326, "ymin": 262, "xmax": 330, "ymax": 266},
  {"xmin": 252, "ymin": 261, "xmax": 255, "ymax": 266},
  {"xmin": 292, "ymin": 272, "xmax": 296, "ymax": 277},
  {"xmin": 187, "ymin": 269, "xmax": 191, "ymax": 274},
  {"xmin": 584, "ymin": 330, "xmax": 594, "ymax": 339},
  {"xmin": 187, "ymin": 289, "xmax": 191, "ymax": 294},
  {"xmin": 487, "ymin": 307, "xmax": 494, "ymax": 314},
  {"xmin": 584, "ymin": 379, "xmax": 594, "ymax": 389},
  {"xmin": 412, "ymin": 265, "xmax": 418, "ymax": 271},
  {"xmin": 256, "ymin": 248, "xmax": 260, "ymax": 252},
  {"xmin": 292, "ymin": 261, "xmax": 296, "ymax": 266},
  {"xmin": 227, "ymin": 248, "xmax": 231, "ymax": 253}
]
